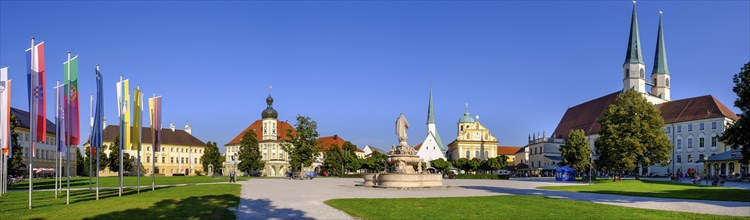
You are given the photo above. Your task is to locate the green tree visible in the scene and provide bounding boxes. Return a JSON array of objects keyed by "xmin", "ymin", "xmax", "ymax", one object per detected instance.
[
  {"xmin": 341, "ymin": 141, "xmax": 361, "ymax": 172},
  {"xmin": 76, "ymin": 147, "xmax": 85, "ymax": 176},
  {"xmin": 281, "ymin": 115, "xmax": 319, "ymax": 173},
  {"xmin": 452, "ymin": 158, "xmax": 469, "ymax": 174},
  {"xmin": 595, "ymin": 89, "xmax": 671, "ymax": 179},
  {"xmin": 8, "ymin": 114, "xmax": 23, "ymax": 176},
  {"xmin": 200, "ymin": 141, "xmax": 224, "ymax": 175},
  {"xmin": 106, "ymin": 136, "xmax": 134, "ymax": 175},
  {"xmin": 84, "ymin": 143, "xmax": 108, "ymax": 171},
  {"xmin": 497, "ymin": 155, "xmax": 509, "ymax": 167},
  {"xmin": 323, "ymin": 145, "xmax": 344, "ymax": 175},
  {"xmin": 560, "ymin": 129, "xmax": 592, "ymax": 175},
  {"xmin": 483, "ymin": 157, "xmax": 504, "ymax": 173},
  {"xmin": 467, "ymin": 158, "xmax": 481, "ymax": 173},
  {"xmin": 237, "ymin": 130, "xmax": 264, "ymax": 174},
  {"xmin": 720, "ymin": 61, "xmax": 750, "ymax": 163},
  {"xmin": 362, "ymin": 151, "xmax": 387, "ymax": 172},
  {"xmin": 429, "ymin": 158, "xmax": 450, "ymax": 174}
]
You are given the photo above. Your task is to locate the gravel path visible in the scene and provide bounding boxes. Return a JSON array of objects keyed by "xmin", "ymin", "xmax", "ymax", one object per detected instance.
[{"xmin": 236, "ymin": 178, "xmax": 750, "ymax": 219}]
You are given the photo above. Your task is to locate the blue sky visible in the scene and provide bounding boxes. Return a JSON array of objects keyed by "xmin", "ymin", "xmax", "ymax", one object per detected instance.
[{"xmin": 1, "ymin": 1, "xmax": 748, "ymax": 153}]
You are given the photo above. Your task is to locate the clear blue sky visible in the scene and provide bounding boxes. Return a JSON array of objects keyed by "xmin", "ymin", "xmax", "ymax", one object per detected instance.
[{"xmin": 1, "ymin": 1, "xmax": 748, "ymax": 153}]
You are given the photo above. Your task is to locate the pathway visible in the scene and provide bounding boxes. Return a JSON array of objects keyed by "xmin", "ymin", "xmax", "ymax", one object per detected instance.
[{"xmin": 236, "ymin": 178, "xmax": 750, "ymax": 219}]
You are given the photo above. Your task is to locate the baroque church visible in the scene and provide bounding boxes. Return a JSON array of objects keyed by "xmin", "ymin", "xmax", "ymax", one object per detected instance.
[
  {"xmin": 414, "ymin": 86, "xmax": 447, "ymax": 165},
  {"xmin": 224, "ymin": 92, "xmax": 296, "ymax": 177},
  {"xmin": 549, "ymin": 3, "xmax": 740, "ymax": 176}
]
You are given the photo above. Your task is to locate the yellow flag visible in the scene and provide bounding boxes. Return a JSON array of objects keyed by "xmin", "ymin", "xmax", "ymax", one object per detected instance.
[
  {"xmin": 131, "ymin": 89, "xmax": 142, "ymax": 150},
  {"xmin": 122, "ymin": 79, "xmax": 131, "ymax": 150}
]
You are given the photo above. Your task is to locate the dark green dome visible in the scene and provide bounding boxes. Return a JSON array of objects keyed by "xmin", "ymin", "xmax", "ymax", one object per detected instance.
[{"xmin": 261, "ymin": 94, "xmax": 278, "ymax": 119}]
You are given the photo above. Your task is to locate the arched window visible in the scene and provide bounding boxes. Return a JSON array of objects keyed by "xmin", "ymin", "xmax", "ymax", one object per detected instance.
[
  {"xmin": 624, "ymin": 68, "xmax": 629, "ymax": 78},
  {"xmin": 666, "ymin": 78, "xmax": 670, "ymax": 87},
  {"xmin": 654, "ymin": 78, "xmax": 658, "ymax": 86},
  {"xmin": 466, "ymin": 150, "xmax": 470, "ymax": 158},
  {"xmin": 475, "ymin": 151, "xmax": 480, "ymax": 158},
  {"xmin": 639, "ymin": 68, "xmax": 645, "ymax": 78},
  {"xmin": 484, "ymin": 151, "xmax": 489, "ymax": 158}
]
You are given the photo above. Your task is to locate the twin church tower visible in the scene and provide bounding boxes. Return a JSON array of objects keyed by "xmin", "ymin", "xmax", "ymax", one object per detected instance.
[{"xmin": 623, "ymin": 2, "xmax": 671, "ymax": 103}]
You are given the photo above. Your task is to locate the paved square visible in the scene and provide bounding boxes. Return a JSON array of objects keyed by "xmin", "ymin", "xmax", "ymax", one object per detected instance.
[{"xmin": 235, "ymin": 178, "xmax": 750, "ymax": 219}]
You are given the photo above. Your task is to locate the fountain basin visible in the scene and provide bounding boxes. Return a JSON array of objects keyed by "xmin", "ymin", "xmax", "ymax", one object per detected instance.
[{"xmin": 375, "ymin": 173, "xmax": 443, "ymax": 188}]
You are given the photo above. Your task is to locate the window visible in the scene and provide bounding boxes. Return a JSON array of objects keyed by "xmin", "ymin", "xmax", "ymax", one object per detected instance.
[
  {"xmin": 688, "ymin": 138, "xmax": 693, "ymax": 148},
  {"xmin": 654, "ymin": 78, "xmax": 658, "ymax": 86},
  {"xmin": 666, "ymin": 78, "xmax": 670, "ymax": 87},
  {"xmin": 677, "ymin": 155, "xmax": 682, "ymax": 163},
  {"xmin": 466, "ymin": 151, "xmax": 470, "ymax": 158},
  {"xmin": 162, "ymin": 157, "xmax": 165, "ymax": 163},
  {"xmin": 171, "ymin": 157, "xmax": 174, "ymax": 163},
  {"xmin": 688, "ymin": 124, "xmax": 693, "ymax": 131},
  {"xmin": 146, "ymin": 157, "xmax": 150, "ymax": 163},
  {"xmin": 688, "ymin": 154, "xmax": 693, "ymax": 163},
  {"xmin": 624, "ymin": 68, "xmax": 629, "ymax": 78},
  {"xmin": 475, "ymin": 151, "xmax": 479, "ymax": 158},
  {"xmin": 667, "ymin": 127, "xmax": 671, "ymax": 133},
  {"xmin": 677, "ymin": 126, "xmax": 682, "ymax": 132},
  {"xmin": 639, "ymin": 68, "xmax": 645, "ymax": 78},
  {"xmin": 711, "ymin": 136, "xmax": 718, "ymax": 147},
  {"xmin": 699, "ymin": 154, "xmax": 705, "ymax": 161},
  {"xmin": 700, "ymin": 123, "xmax": 705, "ymax": 130},
  {"xmin": 699, "ymin": 137, "xmax": 705, "ymax": 148},
  {"xmin": 484, "ymin": 151, "xmax": 489, "ymax": 159},
  {"xmin": 194, "ymin": 158, "xmax": 197, "ymax": 163}
]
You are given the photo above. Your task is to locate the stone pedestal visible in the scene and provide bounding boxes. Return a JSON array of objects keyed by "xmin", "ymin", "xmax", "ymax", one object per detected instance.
[{"xmin": 376, "ymin": 173, "xmax": 443, "ymax": 188}]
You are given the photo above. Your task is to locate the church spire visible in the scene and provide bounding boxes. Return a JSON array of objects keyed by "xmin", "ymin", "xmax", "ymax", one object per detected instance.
[
  {"xmin": 427, "ymin": 85, "xmax": 436, "ymax": 125},
  {"xmin": 652, "ymin": 12, "xmax": 669, "ymax": 75},
  {"xmin": 624, "ymin": 2, "xmax": 644, "ymax": 65}
]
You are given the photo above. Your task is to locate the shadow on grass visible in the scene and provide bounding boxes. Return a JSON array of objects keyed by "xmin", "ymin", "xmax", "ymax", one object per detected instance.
[
  {"xmin": 235, "ymin": 198, "xmax": 312, "ymax": 220},
  {"xmin": 461, "ymin": 185, "xmax": 750, "ymax": 207},
  {"xmin": 84, "ymin": 193, "xmax": 239, "ymax": 220}
]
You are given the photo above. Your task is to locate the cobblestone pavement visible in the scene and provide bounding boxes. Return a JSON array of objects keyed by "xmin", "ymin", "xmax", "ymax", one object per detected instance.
[{"xmin": 235, "ymin": 178, "xmax": 750, "ymax": 219}]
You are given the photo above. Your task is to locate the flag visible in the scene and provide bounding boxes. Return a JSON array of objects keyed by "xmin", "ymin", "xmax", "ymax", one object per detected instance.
[
  {"xmin": 148, "ymin": 96, "xmax": 161, "ymax": 152},
  {"xmin": 64, "ymin": 56, "xmax": 80, "ymax": 145},
  {"xmin": 25, "ymin": 41, "xmax": 46, "ymax": 143},
  {"xmin": 1, "ymin": 67, "xmax": 11, "ymax": 157},
  {"xmin": 116, "ymin": 79, "xmax": 130, "ymax": 150},
  {"xmin": 90, "ymin": 66, "xmax": 104, "ymax": 149},
  {"xmin": 55, "ymin": 84, "xmax": 66, "ymax": 152},
  {"xmin": 132, "ymin": 89, "xmax": 143, "ymax": 150}
]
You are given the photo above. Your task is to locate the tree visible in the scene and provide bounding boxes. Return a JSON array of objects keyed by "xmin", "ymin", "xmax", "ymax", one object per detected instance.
[
  {"xmin": 8, "ymin": 114, "xmax": 23, "ymax": 176},
  {"xmin": 429, "ymin": 158, "xmax": 451, "ymax": 174},
  {"xmin": 237, "ymin": 130, "xmax": 264, "ymax": 174},
  {"xmin": 323, "ymin": 146, "xmax": 344, "ymax": 175},
  {"xmin": 281, "ymin": 115, "xmax": 319, "ymax": 173},
  {"xmin": 560, "ymin": 129, "xmax": 592, "ymax": 176},
  {"xmin": 482, "ymin": 157, "xmax": 503, "ymax": 173},
  {"xmin": 595, "ymin": 89, "xmax": 671, "ymax": 179},
  {"xmin": 362, "ymin": 151, "xmax": 387, "ymax": 172},
  {"xmin": 84, "ymin": 144, "xmax": 108, "ymax": 172},
  {"xmin": 106, "ymin": 135, "xmax": 134, "ymax": 175},
  {"xmin": 76, "ymin": 147, "xmax": 85, "ymax": 176},
  {"xmin": 721, "ymin": 61, "xmax": 750, "ymax": 163},
  {"xmin": 452, "ymin": 158, "xmax": 469, "ymax": 174},
  {"xmin": 200, "ymin": 141, "xmax": 224, "ymax": 175},
  {"xmin": 497, "ymin": 155, "xmax": 509, "ymax": 168},
  {"xmin": 467, "ymin": 158, "xmax": 481, "ymax": 173},
  {"xmin": 341, "ymin": 141, "xmax": 362, "ymax": 172}
]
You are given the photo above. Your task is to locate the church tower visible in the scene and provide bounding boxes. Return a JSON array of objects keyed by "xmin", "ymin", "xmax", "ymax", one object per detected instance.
[
  {"xmin": 261, "ymin": 87, "xmax": 278, "ymax": 141},
  {"xmin": 457, "ymin": 103, "xmax": 475, "ymax": 136},
  {"xmin": 650, "ymin": 12, "xmax": 671, "ymax": 101},
  {"xmin": 623, "ymin": 2, "xmax": 647, "ymax": 94},
  {"xmin": 426, "ymin": 86, "xmax": 445, "ymax": 152}
]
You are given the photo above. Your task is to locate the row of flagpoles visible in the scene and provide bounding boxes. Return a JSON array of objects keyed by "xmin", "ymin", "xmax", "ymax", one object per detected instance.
[{"xmin": 0, "ymin": 38, "xmax": 163, "ymax": 209}]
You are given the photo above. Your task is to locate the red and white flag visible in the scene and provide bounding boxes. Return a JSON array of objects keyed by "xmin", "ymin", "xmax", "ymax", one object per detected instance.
[{"xmin": 26, "ymin": 41, "xmax": 46, "ymax": 143}]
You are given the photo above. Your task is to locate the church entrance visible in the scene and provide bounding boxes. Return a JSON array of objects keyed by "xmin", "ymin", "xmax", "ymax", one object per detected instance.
[{"xmin": 185, "ymin": 168, "xmax": 189, "ymax": 176}]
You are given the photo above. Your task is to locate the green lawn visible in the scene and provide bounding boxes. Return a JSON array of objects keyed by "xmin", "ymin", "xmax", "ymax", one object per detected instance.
[
  {"xmin": 0, "ymin": 184, "xmax": 240, "ymax": 220},
  {"xmin": 538, "ymin": 180, "xmax": 750, "ymax": 202},
  {"xmin": 11, "ymin": 176, "xmax": 249, "ymax": 190},
  {"xmin": 325, "ymin": 195, "xmax": 745, "ymax": 220}
]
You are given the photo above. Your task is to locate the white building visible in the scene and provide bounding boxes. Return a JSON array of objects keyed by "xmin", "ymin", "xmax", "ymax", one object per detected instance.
[
  {"xmin": 11, "ymin": 108, "xmax": 78, "ymax": 176},
  {"xmin": 414, "ymin": 87, "xmax": 447, "ymax": 165},
  {"xmin": 362, "ymin": 145, "xmax": 384, "ymax": 158},
  {"xmin": 549, "ymin": 4, "xmax": 740, "ymax": 176}
]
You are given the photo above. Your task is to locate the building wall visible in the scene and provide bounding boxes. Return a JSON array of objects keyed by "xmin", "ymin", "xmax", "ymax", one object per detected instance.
[
  {"xmin": 95, "ymin": 141, "xmax": 205, "ymax": 177},
  {"xmin": 449, "ymin": 121, "xmax": 498, "ymax": 160},
  {"xmin": 224, "ymin": 140, "xmax": 293, "ymax": 177},
  {"xmin": 16, "ymin": 128, "xmax": 78, "ymax": 176},
  {"xmin": 650, "ymin": 117, "xmax": 730, "ymax": 175},
  {"xmin": 514, "ymin": 149, "xmax": 529, "ymax": 166},
  {"xmin": 526, "ymin": 140, "xmax": 562, "ymax": 168},
  {"xmin": 417, "ymin": 134, "xmax": 447, "ymax": 164}
]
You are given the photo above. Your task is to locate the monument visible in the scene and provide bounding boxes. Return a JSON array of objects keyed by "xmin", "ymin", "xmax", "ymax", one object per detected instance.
[{"xmin": 362, "ymin": 113, "xmax": 443, "ymax": 188}]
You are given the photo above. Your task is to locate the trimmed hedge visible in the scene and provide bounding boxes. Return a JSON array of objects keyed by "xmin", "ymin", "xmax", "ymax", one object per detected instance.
[{"xmin": 454, "ymin": 174, "xmax": 509, "ymax": 180}]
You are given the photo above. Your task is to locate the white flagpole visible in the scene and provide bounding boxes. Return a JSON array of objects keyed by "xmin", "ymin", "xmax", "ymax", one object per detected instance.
[
  {"xmin": 151, "ymin": 92, "xmax": 155, "ymax": 191},
  {"xmin": 119, "ymin": 75, "xmax": 123, "ymax": 197},
  {"xmin": 96, "ymin": 65, "xmax": 100, "ymax": 200},
  {"xmin": 28, "ymin": 37, "xmax": 35, "ymax": 210},
  {"xmin": 54, "ymin": 81, "xmax": 60, "ymax": 199},
  {"xmin": 89, "ymin": 94, "xmax": 93, "ymax": 191},
  {"xmin": 66, "ymin": 51, "xmax": 71, "ymax": 205},
  {"xmin": 136, "ymin": 86, "xmax": 140, "ymax": 194}
]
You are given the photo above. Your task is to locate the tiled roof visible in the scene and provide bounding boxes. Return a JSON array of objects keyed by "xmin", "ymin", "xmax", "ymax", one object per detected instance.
[
  {"xmin": 225, "ymin": 119, "xmax": 295, "ymax": 146},
  {"xmin": 10, "ymin": 107, "xmax": 56, "ymax": 134},
  {"xmin": 103, "ymin": 125, "xmax": 206, "ymax": 147},
  {"xmin": 413, "ymin": 143, "xmax": 423, "ymax": 151},
  {"xmin": 497, "ymin": 146, "xmax": 522, "ymax": 155},
  {"xmin": 552, "ymin": 92, "xmax": 620, "ymax": 138},
  {"xmin": 317, "ymin": 135, "xmax": 364, "ymax": 152},
  {"xmin": 552, "ymin": 92, "xmax": 738, "ymax": 139},
  {"xmin": 656, "ymin": 95, "xmax": 739, "ymax": 124}
]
